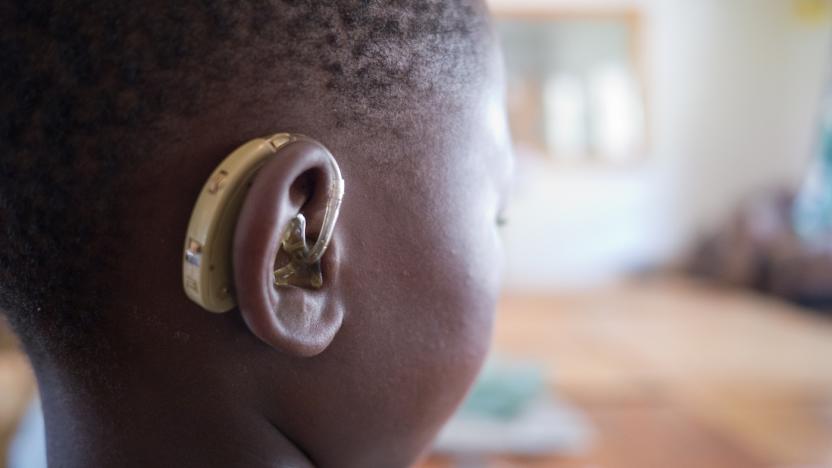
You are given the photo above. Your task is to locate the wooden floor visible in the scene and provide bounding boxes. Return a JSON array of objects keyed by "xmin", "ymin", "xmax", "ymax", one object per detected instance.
[
  {"xmin": 423, "ymin": 278, "xmax": 832, "ymax": 467},
  {"xmin": 0, "ymin": 278, "xmax": 831, "ymax": 466}
]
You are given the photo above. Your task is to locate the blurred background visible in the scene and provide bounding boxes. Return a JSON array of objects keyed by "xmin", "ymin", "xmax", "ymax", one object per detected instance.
[
  {"xmin": 1, "ymin": 0, "xmax": 831, "ymax": 467},
  {"xmin": 424, "ymin": 0, "xmax": 832, "ymax": 466}
]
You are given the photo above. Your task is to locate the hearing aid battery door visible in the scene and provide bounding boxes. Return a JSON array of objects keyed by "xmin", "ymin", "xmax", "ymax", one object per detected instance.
[{"xmin": 183, "ymin": 133, "xmax": 294, "ymax": 313}]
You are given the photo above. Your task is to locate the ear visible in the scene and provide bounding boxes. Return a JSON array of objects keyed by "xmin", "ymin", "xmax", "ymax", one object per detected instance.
[{"xmin": 232, "ymin": 140, "xmax": 344, "ymax": 357}]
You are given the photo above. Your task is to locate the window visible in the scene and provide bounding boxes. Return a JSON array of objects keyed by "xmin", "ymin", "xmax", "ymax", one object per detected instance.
[{"xmin": 498, "ymin": 12, "xmax": 648, "ymax": 164}]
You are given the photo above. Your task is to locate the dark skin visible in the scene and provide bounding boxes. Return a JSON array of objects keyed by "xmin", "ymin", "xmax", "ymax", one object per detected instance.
[{"xmin": 31, "ymin": 21, "xmax": 512, "ymax": 468}]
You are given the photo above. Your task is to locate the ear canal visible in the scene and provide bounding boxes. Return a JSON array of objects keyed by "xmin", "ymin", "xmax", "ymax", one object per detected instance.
[{"xmin": 274, "ymin": 214, "xmax": 324, "ymax": 289}]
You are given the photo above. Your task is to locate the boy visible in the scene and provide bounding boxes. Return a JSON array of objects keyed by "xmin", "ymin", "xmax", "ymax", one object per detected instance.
[{"xmin": 0, "ymin": 1, "xmax": 512, "ymax": 466}]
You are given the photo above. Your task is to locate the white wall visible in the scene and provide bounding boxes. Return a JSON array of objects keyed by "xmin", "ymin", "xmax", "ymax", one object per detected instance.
[{"xmin": 491, "ymin": 0, "xmax": 832, "ymax": 291}]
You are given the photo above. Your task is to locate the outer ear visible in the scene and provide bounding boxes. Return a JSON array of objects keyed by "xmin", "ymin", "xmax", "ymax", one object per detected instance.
[{"xmin": 233, "ymin": 140, "xmax": 344, "ymax": 357}]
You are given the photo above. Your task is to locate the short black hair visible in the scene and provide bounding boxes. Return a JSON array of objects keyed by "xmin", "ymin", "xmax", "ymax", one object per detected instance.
[{"xmin": 0, "ymin": 0, "xmax": 490, "ymax": 358}]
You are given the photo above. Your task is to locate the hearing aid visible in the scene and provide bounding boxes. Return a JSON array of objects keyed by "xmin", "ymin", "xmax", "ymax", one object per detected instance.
[{"xmin": 182, "ymin": 133, "xmax": 345, "ymax": 313}]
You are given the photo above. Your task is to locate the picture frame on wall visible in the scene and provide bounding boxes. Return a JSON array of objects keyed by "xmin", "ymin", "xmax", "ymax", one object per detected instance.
[{"xmin": 495, "ymin": 9, "xmax": 648, "ymax": 164}]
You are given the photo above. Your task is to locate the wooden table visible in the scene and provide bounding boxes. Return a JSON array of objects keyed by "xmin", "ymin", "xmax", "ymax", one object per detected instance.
[{"xmin": 422, "ymin": 278, "xmax": 832, "ymax": 467}]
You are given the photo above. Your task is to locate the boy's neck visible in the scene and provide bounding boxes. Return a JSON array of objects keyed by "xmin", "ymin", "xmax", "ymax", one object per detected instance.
[{"xmin": 37, "ymin": 367, "xmax": 314, "ymax": 468}]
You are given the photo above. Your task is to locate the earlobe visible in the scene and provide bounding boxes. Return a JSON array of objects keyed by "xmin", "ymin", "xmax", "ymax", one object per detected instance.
[{"xmin": 232, "ymin": 139, "xmax": 345, "ymax": 357}]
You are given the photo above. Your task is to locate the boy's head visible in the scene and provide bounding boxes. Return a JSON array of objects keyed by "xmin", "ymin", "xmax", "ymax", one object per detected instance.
[{"xmin": 1, "ymin": 1, "xmax": 511, "ymax": 466}]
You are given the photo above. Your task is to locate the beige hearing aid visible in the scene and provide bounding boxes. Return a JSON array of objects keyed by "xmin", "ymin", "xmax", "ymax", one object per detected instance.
[{"xmin": 183, "ymin": 133, "xmax": 344, "ymax": 313}]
